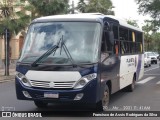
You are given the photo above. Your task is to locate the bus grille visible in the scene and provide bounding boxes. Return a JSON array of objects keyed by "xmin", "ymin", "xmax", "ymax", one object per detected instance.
[{"xmin": 29, "ymin": 80, "xmax": 76, "ymax": 88}]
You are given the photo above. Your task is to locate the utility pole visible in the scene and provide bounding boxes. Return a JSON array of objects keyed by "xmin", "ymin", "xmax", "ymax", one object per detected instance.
[
  {"xmin": 71, "ymin": 0, "xmax": 74, "ymax": 14},
  {"xmin": 4, "ymin": 28, "xmax": 10, "ymax": 76}
]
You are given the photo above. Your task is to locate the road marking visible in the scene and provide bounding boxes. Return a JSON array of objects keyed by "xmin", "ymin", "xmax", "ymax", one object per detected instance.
[
  {"xmin": 156, "ymin": 81, "xmax": 160, "ymax": 84},
  {"xmin": 144, "ymin": 66, "xmax": 159, "ymax": 72},
  {"xmin": 144, "ymin": 74, "xmax": 160, "ymax": 76},
  {"xmin": 137, "ymin": 77, "xmax": 155, "ymax": 84}
]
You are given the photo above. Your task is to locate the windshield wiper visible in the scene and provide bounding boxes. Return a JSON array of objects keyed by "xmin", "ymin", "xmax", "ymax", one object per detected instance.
[
  {"xmin": 31, "ymin": 45, "xmax": 59, "ymax": 67},
  {"xmin": 31, "ymin": 35, "xmax": 75, "ymax": 67},
  {"xmin": 31, "ymin": 35, "xmax": 86, "ymax": 68},
  {"xmin": 59, "ymin": 35, "xmax": 78, "ymax": 67}
]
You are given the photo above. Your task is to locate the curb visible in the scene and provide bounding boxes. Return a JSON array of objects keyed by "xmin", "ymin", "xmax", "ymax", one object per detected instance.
[
  {"xmin": 0, "ymin": 75, "xmax": 15, "ymax": 83},
  {"xmin": 0, "ymin": 79, "xmax": 14, "ymax": 83}
]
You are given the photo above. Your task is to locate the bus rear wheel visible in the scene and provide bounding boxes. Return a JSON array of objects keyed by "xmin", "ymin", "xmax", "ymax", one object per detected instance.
[
  {"xmin": 96, "ymin": 85, "xmax": 110, "ymax": 111},
  {"xmin": 34, "ymin": 100, "xmax": 48, "ymax": 108},
  {"xmin": 127, "ymin": 76, "xmax": 136, "ymax": 92},
  {"xmin": 155, "ymin": 61, "xmax": 157, "ymax": 64}
]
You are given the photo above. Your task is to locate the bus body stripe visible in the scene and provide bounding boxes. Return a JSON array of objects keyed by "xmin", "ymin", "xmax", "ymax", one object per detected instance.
[{"xmin": 136, "ymin": 54, "xmax": 142, "ymax": 79}]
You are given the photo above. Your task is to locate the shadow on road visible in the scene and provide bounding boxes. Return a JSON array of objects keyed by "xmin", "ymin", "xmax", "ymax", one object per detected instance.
[{"xmin": 29, "ymin": 103, "xmax": 97, "ymax": 117}]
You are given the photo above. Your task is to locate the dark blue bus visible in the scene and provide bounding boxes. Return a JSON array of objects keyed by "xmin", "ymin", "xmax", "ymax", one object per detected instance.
[{"xmin": 15, "ymin": 13, "xmax": 144, "ymax": 111}]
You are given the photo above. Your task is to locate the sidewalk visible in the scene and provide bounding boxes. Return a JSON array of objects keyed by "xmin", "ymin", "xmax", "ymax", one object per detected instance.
[{"xmin": 0, "ymin": 69, "xmax": 16, "ymax": 83}]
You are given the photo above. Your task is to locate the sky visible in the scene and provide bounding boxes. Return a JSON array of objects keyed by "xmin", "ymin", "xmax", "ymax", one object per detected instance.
[
  {"xmin": 111, "ymin": 0, "xmax": 151, "ymax": 28},
  {"xmin": 69, "ymin": 0, "xmax": 151, "ymax": 28}
]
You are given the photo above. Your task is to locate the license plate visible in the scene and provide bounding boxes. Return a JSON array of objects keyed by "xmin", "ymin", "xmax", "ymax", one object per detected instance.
[{"xmin": 44, "ymin": 93, "xmax": 59, "ymax": 98}]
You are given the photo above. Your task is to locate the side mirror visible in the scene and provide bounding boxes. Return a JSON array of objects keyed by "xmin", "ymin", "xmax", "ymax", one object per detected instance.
[
  {"xmin": 104, "ymin": 21, "xmax": 114, "ymax": 45},
  {"xmin": 104, "ymin": 22, "xmax": 110, "ymax": 31},
  {"xmin": 108, "ymin": 31, "xmax": 114, "ymax": 46}
]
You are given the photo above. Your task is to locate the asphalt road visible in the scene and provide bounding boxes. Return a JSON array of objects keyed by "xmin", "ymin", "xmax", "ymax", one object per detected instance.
[{"xmin": 0, "ymin": 63, "xmax": 160, "ymax": 120}]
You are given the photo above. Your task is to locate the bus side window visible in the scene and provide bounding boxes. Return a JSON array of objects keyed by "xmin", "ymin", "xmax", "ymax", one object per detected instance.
[
  {"xmin": 119, "ymin": 27, "xmax": 130, "ymax": 54},
  {"xmin": 119, "ymin": 37, "xmax": 126, "ymax": 54},
  {"xmin": 114, "ymin": 41, "xmax": 119, "ymax": 55},
  {"xmin": 101, "ymin": 30, "xmax": 114, "ymax": 61},
  {"xmin": 113, "ymin": 25, "xmax": 118, "ymax": 39},
  {"xmin": 101, "ymin": 31, "xmax": 112, "ymax": 53},
  {"xmin": 120, "ymin": 41, "xmax": 125, "ymax": 54},
  {"xmin": 101, "ymin": 32, "xmax": 107, "ymax": 52}
]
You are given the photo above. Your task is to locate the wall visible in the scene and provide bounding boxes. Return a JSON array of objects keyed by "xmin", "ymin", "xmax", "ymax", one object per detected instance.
[{"xmin": 0, "ymin": 37, "xmax": 24, "ymax": 69}]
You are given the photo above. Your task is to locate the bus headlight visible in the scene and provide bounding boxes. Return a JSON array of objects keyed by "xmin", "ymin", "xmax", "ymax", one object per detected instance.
[
  {"xmin": 16, "ymin": 72, "xmax": 31, "ymax": 87},
  {"xmin": 74, "ymin": 73, "xmax": 97, "ymax": 89}
]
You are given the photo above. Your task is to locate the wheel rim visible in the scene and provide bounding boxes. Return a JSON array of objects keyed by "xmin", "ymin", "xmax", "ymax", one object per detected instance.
[{"xmin": 102, "ymin": 89, "xmax": 109, "ymax": 110}]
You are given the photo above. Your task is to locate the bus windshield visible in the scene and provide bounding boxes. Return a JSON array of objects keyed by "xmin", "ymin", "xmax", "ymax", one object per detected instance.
[{"xmin": 19, "ymin": 22, "xmax": 101, "ymax": 65}]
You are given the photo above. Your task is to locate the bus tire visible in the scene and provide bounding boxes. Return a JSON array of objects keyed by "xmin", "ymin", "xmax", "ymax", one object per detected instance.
[
  {"xmin": 34, "ymin": 100, "xmax": 48, "ymax": 108},
  {"xmin": 155, "ymin": 61, "xmax": 157, "ymax": 64},
  {"xmin": 127, "ymin": 76, "xmax": 136, "ymax": 92},
  {"xmin": 96, "ymin": 85, "xmax": 110, "ymax": 111}
]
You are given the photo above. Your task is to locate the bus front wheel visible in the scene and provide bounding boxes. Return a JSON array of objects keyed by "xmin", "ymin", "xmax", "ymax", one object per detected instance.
[
  {"xmin": 34, "ymin": 100, "xmax": 48, "ymax": 108},
  {"xmin": 96, "ymin": 85, "xmax": 110, "ymax": 111}
]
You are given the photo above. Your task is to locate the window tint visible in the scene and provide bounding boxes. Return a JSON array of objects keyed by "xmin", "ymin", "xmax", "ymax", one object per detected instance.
[
  {"xmin": 118, "ymin": 27, "xmax": 143, "ymax": 55},
  {"xmin": 137, "ymin": 32, "xmax": 143, "ymax": 43},
  {"xmin": 101, "ymin": 23, "xmax": 143, "ymax": 56},
  {"xmin": 119, "ymin": 27, "xmax": 128, "ymax": 41},
  {"xmin": 113, "ymin": 25, "xmax": 118, "ymax": 39},
  {"xmin": 101, "ymin": 31, "xmax": 112, "ymax": 53}
]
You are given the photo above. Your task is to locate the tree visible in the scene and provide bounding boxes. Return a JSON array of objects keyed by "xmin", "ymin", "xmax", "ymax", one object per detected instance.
[
  {"xmin": 142, "ymin": 20, "xmax": 160, "ymax": 51},
  {"xmin": 77, "ymin": 0, "xmax": 114, "ymax": 15},
  {"xmin": 142, "ymin": 21, "xmax": 153, "ymax": 51},
  {"xmin": 77, "ymin": 0, "xmax": 87, "ymax": 13},
  {"xmin": 153, "ymin": 32, "xmax": 160, "ymax": 52},
  {"xmin": 0, "ymin": 0, "xmax": 31, "ymax": 76},
  {"xmin": 126, "ymin": 19, "xmax": 139, "ymax": 28},
  {"xmin": 21, "ymin": 0, "xmax": 69, "ymax": 17},
  {"xmin": 17, "ymin": 0, "xmax": 39, "ymax": 20},
  {"xmin": 0, "ymin": 0, "xmax": 30, "ymax": 37},
  {"xmin": 135, "ymin": 0, "xmax": 160, "ymax": 27},
  {"xmin": 151, "ymin": 33, "xmax": 160, "ymax": 52}
]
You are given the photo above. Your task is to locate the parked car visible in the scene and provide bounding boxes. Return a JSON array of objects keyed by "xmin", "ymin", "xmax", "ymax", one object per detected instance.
[
  {"xmin": 158, "ymin": 55, "xmax": 160, "ymax": 61},
  {"xmin": 144, "ymin": 52, "xmax": 151, "ymax": 67},
  {"xmin": 153, "ymin": 52, "xmax": 160, "ymax": 61},
  {"xmin": 145, "ymin": 52, "xmax": 158, "ymax": 64},
  {"xmin": 153, "ymin": 52, "xmax": 159, "ymax": 59}
]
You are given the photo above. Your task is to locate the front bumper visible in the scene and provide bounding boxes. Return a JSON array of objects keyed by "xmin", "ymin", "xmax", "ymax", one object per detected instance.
[
  {"xmin": 144, "ymin": 61, "xmax": 150, "ymax": 66},
  {"xmin": 15, "ymin": 78, "xmax": 99, "ymax": 105},
  {"xmin": 151, "ymin": 59, "xmax": 157, "ymax": 63},
  {"xmin": 144, "ymin": 62, "xmax": 147, "ymax": 66}
]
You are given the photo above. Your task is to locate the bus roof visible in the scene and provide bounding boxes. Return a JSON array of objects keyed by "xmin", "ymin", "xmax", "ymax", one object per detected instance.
[
  {"xmin": 105, "ymin": 15, "xmax": 143, "ymax": 32},
  {"xmin": 32, "ymin": 13, "xmax": 142, "ymax": 32}
]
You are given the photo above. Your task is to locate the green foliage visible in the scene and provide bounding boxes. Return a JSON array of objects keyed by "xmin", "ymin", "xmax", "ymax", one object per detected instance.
[
  {"xmin": 77, "ymin": 0, "xmax": 86, "ymax": 13},
  {"xmin": 142, "ymin": 20, "xmax": 160, "ymax": 52},
  {"xmin": 19, "ymin": 0, "xmax": 39, "ymax": 20},
  {"xmin": 150, "ymin": 33, "xmax": 160, "ymax": 52},
  {"xmin": 0, "ymin": 0, "xmax": 70, "ymax": 37},
  {"xmin": 0, "ymin": 0, "xmax": 31, "ymax": 36},
  {"xmin": 136, "ymin": 0, "xmax": 160, "ymax": 51},
  {"xmin": 135, "ymin": 0, "xmax": 160, "ymax": 27},
  {"xmin": 77, "ymin": 0, "xmax": 114, "ymax": 15},
  {"xmin": 126, "ymin": 19, "xmax": 139, "ymax": 28},
  {"xmin": 22, "ymin": 0, "xmax": 69, "ymax": 17},
  {"xmin": 142, "ymin": 21, "xmax": 153, "ymax": 51}
]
